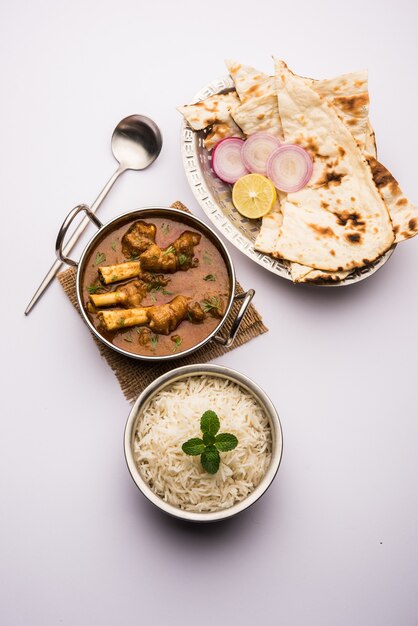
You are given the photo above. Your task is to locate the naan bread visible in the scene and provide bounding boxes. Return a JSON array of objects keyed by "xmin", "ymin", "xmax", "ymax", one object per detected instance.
[
  {"xmin": 250, "ymin": 65, "xmax": 372, "ymax": 281},
  {"xmin": 225, "ymin": 60, "xmax": 275, "ymax": 102},
  {"xmin": 253, "ymin": 64, "xmax": 370, "ymax": 281},
  {"xmin": 309, "ymin": 71, "xmax": 370, "ymax": 150},
  {"xmin": 177, "ymin": 91, "xmax": 244, "ymax": 150},
  {"xmin": 365, "ymin": 121, "xmax": 377, "ymax": 158},
  {"xmin": 288, "ymin": 262, "xmax": 350, "ymax": 283},
  {"xmin": 232, "ymin": 93, "xmax": 283, "ymax": 138},
  {"xmin": 268, "ymin": 60, "xmax": 394, "ymax": 271},
  {"xmin": 368, "ymin": 157, "xmax": 418, "ymax": 242},
  {"xmin": 225, "ymin": 60, "xmax": 283, "ymax": 139},
  {"xmin": 204, "ymin": 119, "xmax": 244, "ymax": 150},
  {"xmin": 177, "ymin": 92, "xmax": 240, "ymax": 130},
  {"xmin": 290, "ymin": 70, "xmax": 370, "ymax": 282}
]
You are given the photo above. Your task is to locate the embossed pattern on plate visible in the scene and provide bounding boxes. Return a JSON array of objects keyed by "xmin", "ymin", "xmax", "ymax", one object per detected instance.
[{"xmin": 180, "ymin": 75, "xmax": 395, "ymax": 286}]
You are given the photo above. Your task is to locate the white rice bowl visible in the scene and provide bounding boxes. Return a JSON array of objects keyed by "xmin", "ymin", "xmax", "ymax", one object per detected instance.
[{"xmin": 134, "ymin": 375, "xmax": 272, "ymax": 513}]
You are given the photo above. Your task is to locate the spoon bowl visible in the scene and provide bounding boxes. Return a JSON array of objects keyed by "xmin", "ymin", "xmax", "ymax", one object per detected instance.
[{"xmin": 112, "ymin": 114, "xmax": 163, "ymax": 170}]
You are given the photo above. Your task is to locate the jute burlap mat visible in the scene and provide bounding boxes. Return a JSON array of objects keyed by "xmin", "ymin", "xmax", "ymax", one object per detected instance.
[{"xmin": 57, "ymin": 201, "xmax": 268, "ymax": 402}]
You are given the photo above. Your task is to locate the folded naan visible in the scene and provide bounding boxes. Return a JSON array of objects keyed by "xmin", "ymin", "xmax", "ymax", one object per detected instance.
[
  {"xmin": 225, "ymin": 60, "xmax": 283, "ymax": 139},
  {"xmin": 309, "ymin": 71, "xmax": 370, "ymax": 151},
  {"xmin": 177, "ymin": 91, "xmax": 244, "ymax": 150},
  {"xmin": 225, "ymin": 60, "xmax": 275, "ymax": 102},
  {"xmin": 238, "ymin": 63, "xmax": 372, "ymax": 281},
  {"xmin": 287, "ymin": 70, "xmax": 371, "ymax": 282},
  {"xmin": 268, "ymin": 60, "xmax": 394, "ymax": 271}
]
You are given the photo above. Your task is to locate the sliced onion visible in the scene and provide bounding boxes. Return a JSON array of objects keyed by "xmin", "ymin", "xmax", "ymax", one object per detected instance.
[
  {"xmin": 211, "ymin": 138, "xmax": 249, "ymax": 184},
  {"xmin": 266, "ymin": 145, "xmax": 313, "ymax": 193},
  {"xmin": 241, "ymin": 132, "xmax": 281, "ymax": 174}
]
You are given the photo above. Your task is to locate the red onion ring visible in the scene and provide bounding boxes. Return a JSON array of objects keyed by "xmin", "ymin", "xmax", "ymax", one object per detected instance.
[
  {"xmin": 211, "ymin": 138, "xmax": 249, "ymax": 184},
  {"xmin": 241, "ymin": 132, "xmax": 281, "ymax": 175},
  {"xmin": 266, "ymin": 144, "xmax": 313, "ymax": 193}
]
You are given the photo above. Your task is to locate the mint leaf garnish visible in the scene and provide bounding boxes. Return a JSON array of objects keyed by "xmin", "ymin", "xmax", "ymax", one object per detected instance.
[
  {"xmin": 203, "ymin": 432, "xmax": 215, "ymax": 446},
  {"xmin": 182, "ymin": 438, "xmax": 205, "ymax": 456},
  {"xmin": 182, "ymin": 410, "xmax": 238, "ymax": 474},
  {"xmin": 200, "ymin": 410, "xmax": 220, "ymax": 436},
  {"xmin": 201, "ymin": 446, "xmax": 220, "ymax": 474},
  {"xmin": 214, "ymin": 433, "xmax": 238, "ymax": 452}
]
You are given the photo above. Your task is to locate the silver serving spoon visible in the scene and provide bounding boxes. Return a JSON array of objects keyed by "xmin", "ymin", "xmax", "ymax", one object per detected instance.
[{"xmin": 24, "ymin": 114, "xmax": 163, "ymax": 315}]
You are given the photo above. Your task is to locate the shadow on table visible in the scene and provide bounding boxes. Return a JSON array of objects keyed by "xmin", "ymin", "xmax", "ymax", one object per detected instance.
[
  {"xmin": 232, "ymin": 236, "xmax": 408, "ymax": 315},
  {"xmin": 133, "ymin": 486, "xmax": 281, "ymax": 548}
]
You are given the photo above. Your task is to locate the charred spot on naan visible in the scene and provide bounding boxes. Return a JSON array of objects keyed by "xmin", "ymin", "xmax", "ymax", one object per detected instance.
[
  {"xmin": 401, "ymin": 217, "xmax": 418, "ymax": 238},
  {"xmin": 335, "ymin": 211, "xmax": 366, "ymax": 231},
  {"xmin": 309, "ymin": 224, "xmax": 337, "ymax": 238},
  {"xmin": 293, "ymin": 134, "xmax": 330, "ymax": 159},
  {"xmin": 367, "ymin": 156, "xmax": 400, "ymax": 194},
  {"xmin": 247, "ymin": 84, "xmax": 264, "ymax": 98},
  {"xmin": 333, "ymin": 93, "xmax": 369, "ymax": 117},
  {"xmin": 316, "ymin": 170, "xmax": 345, "ymax": 187},
  {"xmin": 345, "ymin": 232, "xmax": 363, "ymax": 244}
]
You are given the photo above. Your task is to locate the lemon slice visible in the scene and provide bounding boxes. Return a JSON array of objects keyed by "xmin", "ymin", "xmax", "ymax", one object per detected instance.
[{"xmin": 232, "ymin": 173, "xmax": 276, "ymax": 219}]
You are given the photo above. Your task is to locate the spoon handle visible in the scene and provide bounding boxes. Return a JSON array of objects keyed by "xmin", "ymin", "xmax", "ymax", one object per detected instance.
[{"xmin": 24, "ymin": 164, "xmax": 126, "ymax": 315}]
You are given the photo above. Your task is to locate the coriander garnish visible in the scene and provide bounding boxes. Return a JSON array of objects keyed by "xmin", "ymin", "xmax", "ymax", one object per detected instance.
[
  {"xmin": 111, "ymin": 239, "xmax": 118, "ymax": 251},
  {"xmin": 203, "ymin": 251, "xmax": 212, "ymax": 264},
  {"xmin": 161, "ymin": 223, "xmax": 170, "ymax": 234},
  {"xmin": 162, "ymin": 245, "xmax": 176, "ymax": 256},
  {"xmin": 94, "ymin": 252, "xmax": 106, "ymax": 266},
  {"xmin": 182, "ymin": 410, "xmax": 238, "ymax": 474},
  {"xmin": 123, "ymin": 332, "xmax": 133, "ymax": 343},
  {"xmin": 178, "ymin": 253, "xmax": 187, "ymax": 265},
  {"xmin": 147, "ymin": 285, "xmax": 173, "ymax": 296},
  {"xmin": 171, "ymin": 335, "xmax": 183, "ymax": 352},
  {"xmin": 87, "ymin": 283, "xmax": 106, "ymax": 294},
  {"xmin": 150, "ymin": 335, "xmax": 158, "ymax": 351},
  {"xmin": 201, "ymin": 296, "xmax": 221, "ymax": 313},
  {"xmin": 203, "ymin": 274, "xmax": 216, "ymax": 282}
]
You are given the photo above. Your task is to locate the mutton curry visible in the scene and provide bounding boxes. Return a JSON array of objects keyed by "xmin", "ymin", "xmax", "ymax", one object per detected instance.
[{"xmin": 82, "ymin": 216, "xmax": 231, "ymax": 356}]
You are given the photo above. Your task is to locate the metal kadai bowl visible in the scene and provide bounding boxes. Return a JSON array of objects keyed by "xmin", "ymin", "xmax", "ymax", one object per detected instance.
[
  {"xmin": 124, "ymin": 364, "xmax": 283, "ymax": 522},
  {"xmin": 56, "ymin": 205, "xmax": 255, "ymax": 361},
  {"xmin": 180, "ymin": 75, "xmax": 395, "ymax": 286}
]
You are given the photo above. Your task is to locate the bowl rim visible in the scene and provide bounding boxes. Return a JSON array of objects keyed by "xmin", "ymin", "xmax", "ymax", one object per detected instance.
[
  {"xmin": 75, "ymin": 205, "xmax": 238, "ymax": 362},
  {"xmin": 124, "ymin": 363, "xmax": 283, "ymax": 522}
]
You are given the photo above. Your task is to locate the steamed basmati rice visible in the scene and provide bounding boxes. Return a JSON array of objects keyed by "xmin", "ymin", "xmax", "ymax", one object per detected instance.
[{"xmin": 134, "ymin": 375, "xmax": 272, "ymax": 513}]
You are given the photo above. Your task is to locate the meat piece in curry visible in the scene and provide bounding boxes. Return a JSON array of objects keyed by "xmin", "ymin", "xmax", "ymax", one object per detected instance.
[
  {"xmin": 97, "ymin": 295, "xmax": 208, "ymax": 335},
  {"xmin": 82, "ymin": 215, "xmax": 231, "ymax": 357},
  {"xmin": 136, "ymin": 231, "xmax": 201, "ymax": 273},
  {"xmin": 90, "ymin": 275, "xmax": 168, "ymax": 308},
  {"xmin": 121, "ymin": 221, "xmax": 156, "ymax": 257}
]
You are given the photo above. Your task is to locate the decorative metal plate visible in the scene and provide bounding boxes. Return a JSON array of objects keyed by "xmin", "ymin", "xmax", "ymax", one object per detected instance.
[{"xmin": 180, "ymin": 75, "xmax": 395, "ymax": 286}]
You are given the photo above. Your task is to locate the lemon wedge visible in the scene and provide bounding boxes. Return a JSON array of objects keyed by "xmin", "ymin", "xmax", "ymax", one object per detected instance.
[{"xmin": 232, "ymin": 174, "xmax": 276, "ymax": 219}]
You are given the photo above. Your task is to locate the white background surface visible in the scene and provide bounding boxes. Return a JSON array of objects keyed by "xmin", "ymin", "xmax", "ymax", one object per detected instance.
[{"xmin": 2, "ymin": 1, "xmax": 418, "ymax": 624}]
